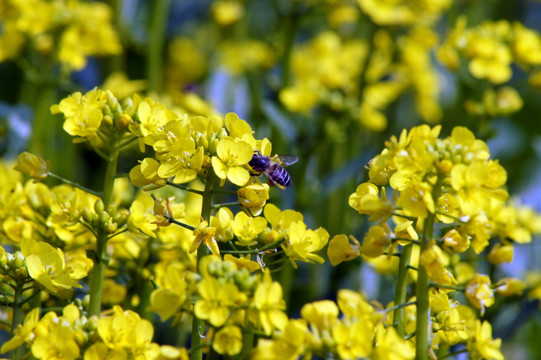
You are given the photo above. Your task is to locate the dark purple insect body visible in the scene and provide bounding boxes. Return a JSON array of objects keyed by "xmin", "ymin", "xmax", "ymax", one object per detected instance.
[{"xmin": 248, "ymin": 151, "xmax": 298, "ymax": 190}]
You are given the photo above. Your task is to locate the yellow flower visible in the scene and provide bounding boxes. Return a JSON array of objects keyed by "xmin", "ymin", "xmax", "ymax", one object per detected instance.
[
  {"xmin": 211, "ymin": 1, "xmax": 245, "ymax": 25},
  {"xmin": 450, "ymin": 160, "xmax": 508, "ymax": 215},
  {"xmin": 153, "ymin": 121, "xmax": 205, "ymax": 184},
  {"xmin": 252, "ymin": 271, "xmax": 288, "ymax": 335},
  {"xmin": 442, "ymin": 229, "xmax": 470, "ymax": 253},
  {"xmin": 358, "ymin": 0, "xmax": 451, "ymax": 26},
  {"xmin": 359, "ymin": 225, "xmax": 391, "ymax": 258},
  {"xmin": 210, "ymin": 207, "xmax": 235, "ymax": 242},
  {"xmin": 51, "ymin": 89, "xmax": 109, "ymax": 142},
  {"xmin": 22, "ymin": 238, "xmax": 84, "ymax": 299},
  {"xmin": 57, "ymin": 2, "xmax": 122, "ymax": 71},
  {"xmin": 212, "ymin": 325, "xmax": 243, "ymax": 355},
  {"xmin": 190, "ymin": 219, "xmax": 219, "ymax": 256},
  {"xmin": 512, "ymin": 22, "xmax": 541, "ymax": 66},
  {"xmin": 231, "ymin": 212, "xmax": 267, "ymax": 245},
  {"xmin": 333, "ymin": 319, "xmax": 374, "ymax": 359},
  {"xmin": 129, "ymin": 157, "xmax": 167, "ymax": 190},
  {"xmin": 83, "ymin": 343, "xmax": 126, "ymax": 360},
  {"xmin": 419, "ymin": 242, "xmax": 457, "ymax": 288},
  {"xmin": 279, "ymin": 85, "xmax": 319, "ymax": 113},
  {"xmin": 466, "ymin": 321, "xmax": 504, "ymax": 360},
  {"xmin": 337, "ymin": 289, "xmax": 376, "ymax": 321},
  {"xmin": 372, "ymin": 323, "xmax": 415, "ymax": 360},
  {"xmin": 194, "ymin": 276, "xmax": 246, "ymax": 327},
  {"xmin": 250, "ymin": 319, "xmax": 308, "ymax": 360},
  {"xmin": 348, "ymin": 183, "xmax": 393, "ymax": 222},
  {"xmin": 31, "ymin": 318, "xmax": 80, "ymax": 360},
  {"xmin": 327, "ymin": 234, "xmax": 361, "ymax": 266},
  {"xmin": 465, "ymin": 274, "xmax": 494, "ymax": 315},
  {"xmin": 283, "ymin": 221, "xmax": 329, "ymax": 268},
  {"xmin": 264, "ymin": 203, "xmax": 304, "ymax": 238},
  {"xmin": 212, "ymin": 137, "xmax": 253, "ymax": 186},
  {"xmin": 148, "ymin": 264, "xmax": 187, "ymax": 321},
  {"xmin": 238, "ymin": 181, "xmax": 270, "ymax": 216},
  {"xmin": 14, "ymin": 152, "xmax": 50, "ymax": 181},
  {"xmin": 487, "ymin": 243, "xmax": 514, "ymax": 264},
  {"xmin": 301, "ymin": 300, "xmax": 338, "ymax": 348},
  {"xmin": 128, "ymin": 200, "xmax": 158, "ymax": 237},
  {"xmin": 496, "ymin": 277, "xmax": 526, "ymax": 297},
  {"xmin": 1, "ymin": 308, "xmax": 40, "ymax": 354},
  {"xmin": 98, "ymin": 306, "xmax": 160, "ymax": 358}
]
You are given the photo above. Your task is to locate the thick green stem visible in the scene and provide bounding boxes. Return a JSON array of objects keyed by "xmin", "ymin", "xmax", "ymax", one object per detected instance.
[
  {"xmin": 415, "ymin": 177, "xmax": 443, "ymax": 359},
  {"xmin": 191, "ymin": 171, "xmax": 215, "ymax": 360},
  {"xmin": 147, "ymin": 0, "xmax": 170, "ymax": 93},
  {"xmin": 10, "ymin": 284, "xmax": 24, "ymax": 360},
  {"xmin": 415, "ymin": 219, "xmax": 432, "ymax": 360},
  {"xmin": 102, "ymin": 146, "xmax": 120, "ymax": 208},
  {"xmin": 393, "ymin": 243, "xmax": 413, "ymax": 338},
  {"xmin": 88, "ymin": 236, "xmax": 107, "ymax": 317},
  {"xmin": 242, "ymin": 320, "xmax": 255, "ymax": 360},
  {"xmin": 88, "ymin": 146, "xmax": 120, "ymax": 317}
]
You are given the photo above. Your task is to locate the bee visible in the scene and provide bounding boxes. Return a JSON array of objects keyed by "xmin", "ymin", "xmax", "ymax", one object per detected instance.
[{"xmin": 248, "ymin": 151, "xmax": 298, "ymax": 190}]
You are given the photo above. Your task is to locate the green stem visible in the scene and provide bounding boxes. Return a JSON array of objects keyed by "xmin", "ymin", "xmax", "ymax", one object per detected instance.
[
  {"xmin": 242, "ymin": 320, "xmax": 255, "ymax": 360},
  {"xmin": 103, "ymin": 146, "xmax": 120, "ymax": 208},
  {"xmin": 147, "ymin": 0, "xmax": 171, "ymax": 93},
  {"xmin": 88, "ymin": 146, "xmax": 120, "ymax": 317},
  {"xmin": 10, "ymin": 284, "xmax": 23, "ymax": 360},
  {"xmin": 191, "ymin": 171, "xmax": 215, "ymax": 360},
  {"xmin": 393, "ymin": 243, "xmax": 413, "ymax": 338},
  {"xmin": 88, "ymin": 236, "xmax": 107, "ymax": 317},
  {"xmin": 167, "ymin": 181, "xmax": 205, "ymax": 195},
  {"xmin": 47, "ymin": 172, "xmax": 103, "ymax": 198},
  {"xmin": 415, "ymin": 177, "xmax": 443, "ymax": 359},
  {"xmin": 212, "ymin": 201, "xmax": 241, "ymax": 210},
  {"xmin": 169, "ymin": 218, "xmax": 196, "ymax": 231}
]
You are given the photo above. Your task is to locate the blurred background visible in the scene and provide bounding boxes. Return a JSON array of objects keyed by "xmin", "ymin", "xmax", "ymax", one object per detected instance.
[{"xmin": 1, "ymin": 0, "xmax": 541, "ymax": 358}]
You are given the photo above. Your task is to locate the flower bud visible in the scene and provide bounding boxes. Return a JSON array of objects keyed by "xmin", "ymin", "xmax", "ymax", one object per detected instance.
[
  {"xmin": 94, "ymin": 199, "xmax": 105, "ymax": 214},
  {"xmin": 104, "ymin": 221, "xmax": 118, "ymax": 234},
  {"xmin": 113, "ymin": 209, "xmax": 130, "ymax": 228},
  {"xmin": 10, "ymin": 251, "xmax": 24, "ymax": 270},
  {"xmin": 14, "ymin": 152, "xmax": 50, "ymax": 182},
  {"xmin": 115, "ymin": 113, "xmax": 132, "ymax": 131}
]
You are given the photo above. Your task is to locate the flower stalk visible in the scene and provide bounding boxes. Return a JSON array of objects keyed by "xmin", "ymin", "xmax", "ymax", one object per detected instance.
[
  {"xmin": 88, "ymin": 145, "xmax": 120, "ymax": 317},
  {"xmin": 191, "ymin": 170, "xmax": 215, "ymax": 360},
  {"xmin": 393, "ymin": 243, "xmax": 413, "ymax": 338}
]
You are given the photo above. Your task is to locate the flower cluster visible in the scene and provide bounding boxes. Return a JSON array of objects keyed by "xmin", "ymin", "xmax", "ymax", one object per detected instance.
[
  {"xmin": 280, "ymin": 27, "xmax": 443, "ymax": 131},
  {"xmin": 252, "ymin": 289, "xmax": 414, "ymax": 360},
  {"xmin": 358, "ymin": 0, "xmax": 451, "ymax": 26},
  {"xmin": 1, "ymin": 303, "xmax": 189, "ymax": 360},
  {"xmin": 328, "ymin": 124, "xmax": 541, "ymax": 357},
  {"xmin": 438, "ymin": 17, "xmax": 541, "ymax": 85},
  {"xmin": 0, "ymin": 0, "xmax": 121, "ymax": 71}
]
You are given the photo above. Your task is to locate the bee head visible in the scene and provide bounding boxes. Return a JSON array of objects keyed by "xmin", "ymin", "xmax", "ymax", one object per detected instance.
[{"xmin": 249, "ymin": 151, "xmax": 270, "ymax": 171}]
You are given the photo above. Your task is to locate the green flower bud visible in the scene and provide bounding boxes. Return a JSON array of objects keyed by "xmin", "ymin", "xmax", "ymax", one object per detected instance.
[{"xmin": 94, "ymin": 199, "xmax": 105, "ymax": 214}]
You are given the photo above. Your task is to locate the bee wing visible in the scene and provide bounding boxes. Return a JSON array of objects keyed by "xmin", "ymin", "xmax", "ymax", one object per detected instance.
[{"xmin": 277, "ymin": 155, "xmax": 298, "ymax": 167}]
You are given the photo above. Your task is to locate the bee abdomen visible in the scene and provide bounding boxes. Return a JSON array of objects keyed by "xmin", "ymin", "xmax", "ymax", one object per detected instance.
[{"xmin": 269, "ymin": 164, "xmax": 292, "ymax": 187}]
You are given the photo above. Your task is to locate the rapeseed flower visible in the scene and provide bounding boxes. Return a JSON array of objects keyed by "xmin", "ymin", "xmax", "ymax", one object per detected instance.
[
  {"xmin": 465, "ymin": 274, "xmax": 494, "ymax": 315},
  {"xmin": 252, "ymin": 271, "xmax": 288, "ymax": 335},
  {"xmin": 213, "ymin": 325, "xmax": 243, "ymax": 355},
  {"xmin": 212, "ymin": 137, "xmax": 253, "ymax": 186},
  {"xmin": 194, "ymin": 276, "xmax": 246, "ymax": 327},
  {"xmin": 22, "ymin": 238, "xmax": 85, "ymax": 299}
]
